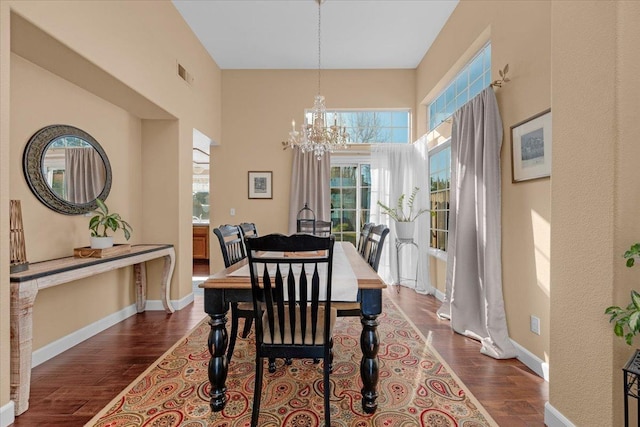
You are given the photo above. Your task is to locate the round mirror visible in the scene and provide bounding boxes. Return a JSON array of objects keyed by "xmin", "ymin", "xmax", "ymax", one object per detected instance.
[{"xmin": 23, "ymin": 124, "xmax": 112, "ymax": 215}]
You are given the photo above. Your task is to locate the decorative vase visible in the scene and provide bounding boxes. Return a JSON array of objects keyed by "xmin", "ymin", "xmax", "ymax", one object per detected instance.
[
  {"xmin": 395, "ymin": 221, "xmax": 415, "ymax": 241},
  {"xmin": 90, "ymin": 236, "xmax": 113, "ymax": 249}
]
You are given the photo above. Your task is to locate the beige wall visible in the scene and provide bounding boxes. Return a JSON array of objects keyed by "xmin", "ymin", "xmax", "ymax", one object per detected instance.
[
  {"xmin": 551, "ymin": 1, "xmax": 640, "ymax": 425},
  {"xmin": 212, "ymin": 69, "xmax": 415, "ymax": 273},
  {"xmin": 0, "ymin": 0, "xmax": 10, "ymax": 410},
  {"xmin": 0, "ymin": 0, "xmax": 221, "ymax": 412},
  {"xmin": 417, "ymin": 0, "xmax": 551, "ymax": 362}
]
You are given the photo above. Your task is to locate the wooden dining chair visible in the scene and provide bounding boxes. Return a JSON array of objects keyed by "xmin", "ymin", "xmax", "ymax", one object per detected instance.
[
  {"xmin": 357, "ymin": 222, "xmax": 374, "ymax": 257},
  {"xmin": 363, "ymin": 224, "xmax": 390, "ymax": 272},
  {"xmin": 239, "ymin": 222, "xmax": 258, "ymax": 239},
  {"xmin": 336, "ymin": 223, "xmax": 389, "ymax": 318},
  {"xmin": 212, "ymin": 224, "xmax": 254, "ymax": 360},
  {"xmin": 245, "ymin": 233, "xmax": 336, "ymax": 427}
]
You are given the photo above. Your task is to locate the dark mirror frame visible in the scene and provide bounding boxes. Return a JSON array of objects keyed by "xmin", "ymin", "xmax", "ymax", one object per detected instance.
[{"xmin": 22, "ymin": 124, "xmax": 112, "ymax": 215}]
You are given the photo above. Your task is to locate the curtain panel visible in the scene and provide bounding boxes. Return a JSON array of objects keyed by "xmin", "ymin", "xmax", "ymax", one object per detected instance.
[
  {"xmin": 371, "ymin": 142, "xmax": 431, "ymax": 294},
  {"xmin": 436, "ymin": 88, "xmax": 517, "ymax": 359},
  {"xmin": 288, "ymin": 150, "xmax": 332, "ymax": 234}
]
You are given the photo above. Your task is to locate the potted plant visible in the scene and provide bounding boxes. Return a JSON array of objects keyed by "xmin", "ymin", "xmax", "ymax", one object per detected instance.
[
  {"xmin": 88, "ymin": 198, "xmax": 133, "ymax": 249},
  {"xmin": 605, "ymin": 243, "xmax": 640, "ymax": 345},
  {"xmin": 377, "ymin": 186, "xmax": 430, "ymax": 240}
]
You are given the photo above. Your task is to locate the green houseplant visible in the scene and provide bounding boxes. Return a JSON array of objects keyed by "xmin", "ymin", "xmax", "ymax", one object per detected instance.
[
  {"xmin": 605, "ymin": 243, "xmax": 640, "ymax": 345},
  {"xmin": 377, "ymin": 187, "xmax": 430, "ymax": 240},
  {"xmin": 89, "ymin": 198, "xmax": 132, "ymax": 249}
]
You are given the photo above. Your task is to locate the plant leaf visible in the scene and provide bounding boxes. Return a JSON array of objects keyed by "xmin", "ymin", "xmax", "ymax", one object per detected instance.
[
  {"xmin": 628, "ymin": 258, "xmax": 636, "ymax": 268},
  {"xmin": 615, "ymin": 323, "xmax": 624, "ymax": 337},
  {"xmin": 631, "ymin": 290, "xmax": 640, "ymax": 310},
  {"xmin": 504, "ymin": 63, "xmax": 509, "ymax": 74}
]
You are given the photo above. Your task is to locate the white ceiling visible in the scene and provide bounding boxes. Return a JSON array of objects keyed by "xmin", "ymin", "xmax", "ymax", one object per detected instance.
[{"xmin": 172, "ymin": 0, "xmax": 459, "ymax": 70}]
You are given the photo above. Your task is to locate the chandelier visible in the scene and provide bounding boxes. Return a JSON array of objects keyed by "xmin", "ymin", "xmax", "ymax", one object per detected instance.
[{"xmin": 282, "ymin": 0, "xmax": 349, "ymax": 160}]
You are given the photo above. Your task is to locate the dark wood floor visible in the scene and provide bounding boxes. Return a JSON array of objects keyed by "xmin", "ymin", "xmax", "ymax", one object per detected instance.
[{"xmin": 12, "ymin": 261, "xmax": 547, "ymax": 426}]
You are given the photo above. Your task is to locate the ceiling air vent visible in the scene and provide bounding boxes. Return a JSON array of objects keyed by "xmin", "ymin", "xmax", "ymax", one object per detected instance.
[{"xmin": 177, "ymin": 62, "xmax": 194, "ymax": 85}]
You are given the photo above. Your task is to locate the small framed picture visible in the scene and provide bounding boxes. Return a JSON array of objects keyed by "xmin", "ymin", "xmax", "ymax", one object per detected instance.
[
  {"xmin": 248, "ymin": 171, "xmax": 272, "ymax": 199},
  {"xmin": 510, "ymin": 109, "xmax": 552, "ymax": 183}
]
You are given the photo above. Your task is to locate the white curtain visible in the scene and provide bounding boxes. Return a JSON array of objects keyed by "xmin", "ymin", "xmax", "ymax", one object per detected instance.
[
  {"xmin": 288, "ymin": 149, "xmax": 332, "ymax": 234},
  {"xmin": 65, "ymin": 147, "xmax": 105, "ymax": 204},
  {"xmin": 436, "ymin": 88, "xmax": 517, "ymax": 359},
  {"xmin": 370, "ymin": 142, "xmax": 431, "ymax": 294}
]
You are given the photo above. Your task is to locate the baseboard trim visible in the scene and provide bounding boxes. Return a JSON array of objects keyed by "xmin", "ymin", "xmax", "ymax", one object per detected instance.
[
  {"xmin": 145, "ymin": 293, "xmax": 194, "ymax": 311},
  {"xmin": 544, "ymin": 402, "xmax": 576, "ymax": 427},
  {"xmin": 433, "ymin": 288, "xmax": 446, "ymax": 302},
  {"xmin": 0, "ymin": 401, "xmax": 15, "ymax": 427},
  {"xmin": 510, "ymin": 339, "xmax": 549, "ymax": 381},
  {"xmin": 32, "ymin": 295, "xmax": 193, "ymax": 368}
]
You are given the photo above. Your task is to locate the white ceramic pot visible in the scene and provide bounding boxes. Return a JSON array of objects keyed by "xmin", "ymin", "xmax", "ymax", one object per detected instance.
[
  {"xmin": 395, "ymin": 221, "xmax": 415, "ymax": 241},
  {"xmin": 90, "ymin": 236, "xmax": 114, "ymax": 249}
]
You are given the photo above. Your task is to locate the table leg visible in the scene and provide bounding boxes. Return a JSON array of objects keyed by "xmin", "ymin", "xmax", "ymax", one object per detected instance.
[
  {"xmin": 10, "ymin": 280, "xmax": 38, "ymax": 416},
  {"xmin": 134, "ymin": 263, "xmax": 147, "ymax": 313},
  {"xmin": 360, "ymin": 289, "xmax": 382, "ymax": 414},
  {"xmin": 161, "ymin": 252, "xmax": 176, "ymax": 313},
  {"xmin": 360, "ymin": 313, "xmax": 380, "ymax": 414},
  {"xmin": 205, "ymin": 289, "xmax": 229, "ymax": 412}
]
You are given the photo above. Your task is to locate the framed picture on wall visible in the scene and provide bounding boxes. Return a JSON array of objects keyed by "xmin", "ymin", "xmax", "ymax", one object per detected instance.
[
  {"xmin": 248, "ymin": 171, "xmax": 272, "ymax": 199},
  {"xmin": 510, "ymin": 109, "xmax": 552, "ymax": 183}
]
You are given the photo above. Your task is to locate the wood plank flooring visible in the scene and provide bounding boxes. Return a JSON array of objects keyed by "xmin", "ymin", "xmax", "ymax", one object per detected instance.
[{"xmin": 12, "ymin": 261, "xmax": 547, "ymax": 426}]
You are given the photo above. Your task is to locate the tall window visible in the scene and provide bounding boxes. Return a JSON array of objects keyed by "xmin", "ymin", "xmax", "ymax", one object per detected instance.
[
  {"xmin": 426, "ymin": 43, "xmax": 490, "ymax": 254},
  {"xmin": 330, "ymin": 163, "xmax": 370, "ymax": 244},
  {"xmin": 309, "ymin": 110, "xmax": 410, "ymax": 144},
  {"xmin": 429, "ymin": 143, "xmax": 450, "ymax": 252}
]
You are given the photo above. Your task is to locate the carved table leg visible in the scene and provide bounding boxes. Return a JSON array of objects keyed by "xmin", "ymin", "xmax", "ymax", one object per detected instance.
[
  {"xmin": 161, "ymin": 251, "xmax": 176, "ymax": 313},
  {"xmin": 360, "ymin": 313, "xmax": 380, "ymax": 414},
  {"xmin": 134, "ymin": 263, "xmax": 147, "ymax": 313},
  {"xmin": 360, "ymin": 288, "xmax": 382, "ymax": 414},
  {"xmin": 10, "ymin": 280, "xmax": 38, "ymax": 415},
  {"xmin": 205, "ymin": 289, "xmax": 229, "ymax": 412}
]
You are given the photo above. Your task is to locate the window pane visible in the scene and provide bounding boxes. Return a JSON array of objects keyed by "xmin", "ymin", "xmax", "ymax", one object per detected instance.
[
  {"xmin": 455, "ymin": 70, "xmax": 468, "ymax": 96},
  {"xmin": 340, "ymin": 210, "xmax": 356, "ymax": 232},
  {"xmin": 343, "ymin": 188, "xmax": 356, "ymax": 209},
  {"xmin": 469, "ymin": 77, "xmax": 484, "ymax": 100},
  {"xmin": 469, "ymin": 53, "xmax": 484, "ymax": 84},
  {"xmin": 341, "ymin": 166, "xmax": 357, "ymax": 186},
  {"xmin": 456, "ymin": 90, "xmax": 469, "ymax": 109},
  {"xmin": 360, "ymin": 164, "xmax": 371, "ymax": 186},
  {"xmin": 391, "ymin": 128, "xmax": 409, "ymax": 143},
  {"xmin": 330, "ymin": 167, "xmax": 341, "ymax": 186},
  {"xmin": 331, "ymin": 188, "xmax": 342, "ymax": 207},
  {"xmin": 391, "ymin": 111, "xmax": 409, "ymax": 127}
]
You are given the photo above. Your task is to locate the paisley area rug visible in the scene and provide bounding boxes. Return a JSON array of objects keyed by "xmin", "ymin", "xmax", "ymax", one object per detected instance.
[{"xmin": 86, "ymin": 297, "xmax": 497, "ymax": 426}]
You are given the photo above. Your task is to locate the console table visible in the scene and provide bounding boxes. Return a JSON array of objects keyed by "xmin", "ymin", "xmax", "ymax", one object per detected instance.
[{"xmin": 9, "ymin": 243, "xmax": 175, "ymax": 416}]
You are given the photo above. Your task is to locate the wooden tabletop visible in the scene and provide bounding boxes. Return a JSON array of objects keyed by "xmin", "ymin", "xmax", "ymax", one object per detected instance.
[{"xmin": 201, "ymin": 242, "xmax": 385, "ymax": 290}]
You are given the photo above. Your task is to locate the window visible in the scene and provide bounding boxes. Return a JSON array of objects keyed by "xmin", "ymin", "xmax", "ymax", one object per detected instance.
[
  {"xmin": 429, "ymin": 142, "xmax": 450, "ymax": 252},
  {"xmin": 330, "ymin": 162, "xmax": 371, "ymax": 244},
  {"xmin": 425, "ymin": 43, "xmax": 490, "ymax": 254},
  {"xmin": 308, "ymin": 110, "xmax": 410, "ymax": 144},
  {"xmin": 428, "ymin": 43, "xmax": 491, "ymax": 131}
]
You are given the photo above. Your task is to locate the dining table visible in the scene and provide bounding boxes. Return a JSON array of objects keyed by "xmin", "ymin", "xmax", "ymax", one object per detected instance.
[{"xmin": 200, "ymin": 241, "xmax": 386, "ymax": 415}]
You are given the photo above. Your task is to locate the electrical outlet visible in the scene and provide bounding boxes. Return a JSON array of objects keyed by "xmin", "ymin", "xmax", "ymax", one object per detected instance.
[
  {"xmin": 230, "ymin": 208, "xmax": 235, "ymax": 216},
  {"xmin": 530, "ymin": 315, "xmax": 541, "ymax": 335}
]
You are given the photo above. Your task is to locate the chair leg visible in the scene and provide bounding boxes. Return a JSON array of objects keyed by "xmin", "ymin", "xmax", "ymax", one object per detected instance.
[
  {"xmin": 324, "ymin": 355, "xmax": 331, "ymax": 427},
  {"xmin": 241, "ymin": 314, "xmax": 253, "ymax": 338},
  {"xmin": 251, "ymin": 357, "xmax": 264, "ymax": 427},
  {"xmin": 329, "ymin": 338, "xmax": 334, "ymax": 374},
  {"xmin": 227, "ymin": 303, "xmax": 239, "ymax": 361}
]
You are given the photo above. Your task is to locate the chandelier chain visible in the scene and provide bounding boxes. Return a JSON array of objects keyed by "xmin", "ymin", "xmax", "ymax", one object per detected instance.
[{"xmin": 317, "ymin": 0, "xmax": 321, "ymax": 96}]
